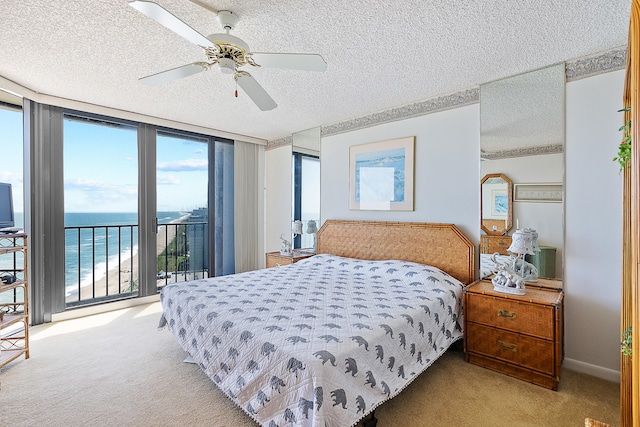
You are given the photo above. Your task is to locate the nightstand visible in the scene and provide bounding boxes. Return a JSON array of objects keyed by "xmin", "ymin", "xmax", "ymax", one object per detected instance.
[
  {"xmin": 265, "ymin": 250, "xmax": 314, "ymax": 268},
  {"xmin": 464, "ymin": 279, "xmax": 564, "ymax": 390}
]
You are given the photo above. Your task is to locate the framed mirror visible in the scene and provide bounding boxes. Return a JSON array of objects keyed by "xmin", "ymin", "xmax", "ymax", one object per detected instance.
[
  {"xmin": 481, "ymin": 173, "xmax": 513, "ymax": 236},
  {"xmin": 480, "ymin": 63, "xmax": 565, "ymax": 279},
  {"xmin": 292, "ymin": 127, "xmax": 321, "ymax": 251}
]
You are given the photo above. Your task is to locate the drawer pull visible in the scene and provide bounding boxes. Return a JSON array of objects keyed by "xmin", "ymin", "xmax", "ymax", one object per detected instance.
[
  {"xmin": 497, "ymin": 309, "xmax": 516, "ymax": 319},
  {"xmin": 498, "ymin": 340, "xmax": 517, "ymax": 351}
]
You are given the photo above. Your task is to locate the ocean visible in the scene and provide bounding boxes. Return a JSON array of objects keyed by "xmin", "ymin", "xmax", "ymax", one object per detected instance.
[
  {"xmin": 64, "ymin": 211, "xmax": 186, "ymax": 299},
  {"xmin": 1, "ymin": 212, "xmax": 186, "ymax": 301}
]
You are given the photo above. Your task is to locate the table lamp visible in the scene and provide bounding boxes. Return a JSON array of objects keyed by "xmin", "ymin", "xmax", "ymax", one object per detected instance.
[
  {"xmin": 509, "ymin": 228, "xmax": 539, "ymax": 282},
  {"xmin": 292, "ymin": 220, "xmax": 303, "ymax": 238},
  {"xmin": 306, "ymin": 220, "xmax": 318, "ymax": 253},
  {"xmin": 491, "ymin": 229, "xmax": 535, "ymax": 295}
]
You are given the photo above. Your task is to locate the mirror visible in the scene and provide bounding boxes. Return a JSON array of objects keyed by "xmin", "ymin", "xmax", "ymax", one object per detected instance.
[
  {"xmin": 480, "ymin": 63, "xmax": 565, "ymax": 279},
  {"xmin": 481, "ymin": 173, "xmax": 512, "ymax": 235},
  {"xmin": 292, "ymin": 127, "xmax": 321, "ymax": 250}
]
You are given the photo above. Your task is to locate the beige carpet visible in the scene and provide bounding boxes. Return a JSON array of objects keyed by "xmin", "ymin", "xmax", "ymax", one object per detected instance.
[{"xmin": 0, "ymin": 302, "xmax": 619, "ymax": 427}]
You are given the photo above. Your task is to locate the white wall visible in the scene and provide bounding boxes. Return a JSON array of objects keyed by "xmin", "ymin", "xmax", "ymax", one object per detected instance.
[
  {"xmin": 264, "ymin": 70, "xmax": 625, "ymax": 381},
  {"xmin": 482, "ymin": 154, "xmax": 564, "ymax": 278},
  {"xmin": 564, "ymin": 69, "xmax": 624, "ymax": 381},
  {"xmin": 320, "ymin": 104, "xmax": 481, "ymax": 242}
]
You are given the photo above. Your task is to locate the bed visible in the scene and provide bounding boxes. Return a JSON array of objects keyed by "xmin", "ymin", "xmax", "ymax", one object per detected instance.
[
  {"xmin": 159, "ymin": 220, "xmax": 475, "ymax": 427},
  {"xmin": 480, "ymin": 253, "xmax": 513, "ymax": 279}
]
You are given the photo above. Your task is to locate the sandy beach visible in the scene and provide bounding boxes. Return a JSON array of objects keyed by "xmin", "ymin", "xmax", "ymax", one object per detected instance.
[{"xmin": 73, "ymin": 215, "xmax": 188, "ymax": 302}]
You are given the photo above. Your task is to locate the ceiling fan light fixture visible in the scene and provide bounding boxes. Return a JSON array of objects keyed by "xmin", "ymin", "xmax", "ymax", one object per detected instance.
[{"xmin": 218, "ymin": 57, "xmax": 236, "ymax": 74}]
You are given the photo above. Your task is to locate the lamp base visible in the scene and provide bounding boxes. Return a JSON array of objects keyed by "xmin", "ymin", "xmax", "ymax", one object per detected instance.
[
  {"xmin": 491, "ymin": 268, "xmax": 526, "ymax": 295},
  {"xmin": 492, "ymin": 282, "xmax": 526, "ymax": 295}
]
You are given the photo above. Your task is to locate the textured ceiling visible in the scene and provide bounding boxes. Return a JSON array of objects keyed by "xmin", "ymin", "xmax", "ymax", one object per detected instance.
[{"xmin": 0, "ymin": 0, "xmax": 631, "ymax": 142}]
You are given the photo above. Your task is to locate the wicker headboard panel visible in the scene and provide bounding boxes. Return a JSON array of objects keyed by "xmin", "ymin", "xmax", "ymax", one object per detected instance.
[{"xmin": 316, "ymin": 220, "xmax": 475, "ymax": 284}]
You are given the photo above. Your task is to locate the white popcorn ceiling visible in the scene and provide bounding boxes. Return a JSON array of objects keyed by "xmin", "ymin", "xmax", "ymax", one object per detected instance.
[{"xmin": 0, "ymin": 0, "xmax": 631, "ymax": 142}]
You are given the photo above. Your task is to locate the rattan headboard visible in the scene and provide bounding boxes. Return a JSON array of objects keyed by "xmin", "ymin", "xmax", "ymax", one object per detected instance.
[{"xmin": 316, "ymin": 220, "xmax": 475, "ymax": 284}]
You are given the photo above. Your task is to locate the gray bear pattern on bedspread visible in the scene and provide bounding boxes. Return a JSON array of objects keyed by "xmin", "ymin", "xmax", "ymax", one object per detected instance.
[{"xmin": 160, "ymin": 254, "xmax": 464, "ymax": 427}]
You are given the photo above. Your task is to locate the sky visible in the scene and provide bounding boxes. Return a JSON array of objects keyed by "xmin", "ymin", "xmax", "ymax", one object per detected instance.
[
  {"xmin": 0, "ymin": 106, "xmax": 209, "ymax": 214},
  {"xmin": 0, "ymin": 107, "xmax": 23, "ymax": 212}
]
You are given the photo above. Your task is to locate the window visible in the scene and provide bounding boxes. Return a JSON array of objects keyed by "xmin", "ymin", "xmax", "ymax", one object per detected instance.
[
  {"xmin": 24, "ymin": 103, "xmax": 236, "ymax": 318},
  {"xmin": 156, "ymin": 130, "xmax": 210, "ymax": 286},
  {"xmin": 0, "ymin": 100, "xmax": 24, "ymax": 309},
  {"xmin": 63, "ymin": 114, "xmax": 139, "ymax": 305}
]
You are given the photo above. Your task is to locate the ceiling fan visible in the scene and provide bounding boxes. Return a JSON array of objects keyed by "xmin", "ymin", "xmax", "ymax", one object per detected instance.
[{"xmin": 129, "ymin": 0, "xmax": 327, "ymax": 111}]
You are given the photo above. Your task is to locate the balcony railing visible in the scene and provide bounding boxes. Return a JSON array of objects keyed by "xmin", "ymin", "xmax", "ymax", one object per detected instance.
[{"xmin": 64, "ymin": 221, "xmax": 208, "ymax": 308}]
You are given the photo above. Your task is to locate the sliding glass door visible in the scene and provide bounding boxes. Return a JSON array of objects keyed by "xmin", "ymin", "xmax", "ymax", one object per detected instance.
[
  {"xmin": 155, "ymin": 130, "xmax": 209, "ymax": 288},
  {"xmin": 63, "ymin": 114, "xmax": 139, "ymax": 306},
  {"xmin": 34, "ymin": 108, "xmax": 237, "ymax": 313}
]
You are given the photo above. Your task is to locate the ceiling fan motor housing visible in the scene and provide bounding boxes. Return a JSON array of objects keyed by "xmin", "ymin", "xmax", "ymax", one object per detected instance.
[{"xmin": 218, "ymin": 57, "xmax": 235, "ymax": 74}]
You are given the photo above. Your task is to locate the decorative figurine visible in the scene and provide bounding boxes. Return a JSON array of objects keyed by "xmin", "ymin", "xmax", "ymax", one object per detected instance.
[
  {"xmin": 491, "ymin": 253, "xmax": 526, "ymax": 295},
  {"xmin": 279, "ymin": 234, "xmax": 292, "ymax": 256}
]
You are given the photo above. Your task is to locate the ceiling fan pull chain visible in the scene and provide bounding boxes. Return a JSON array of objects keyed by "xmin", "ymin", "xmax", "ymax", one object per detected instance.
[{"xmin": 235, "ymin": 80, "xmax": 238, "ymax": 98}]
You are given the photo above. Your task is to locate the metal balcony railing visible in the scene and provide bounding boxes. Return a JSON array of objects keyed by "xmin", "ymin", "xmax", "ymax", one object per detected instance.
[{"xmin": 64, "ymin": 221, "xmax": 208, "ymax": 308}]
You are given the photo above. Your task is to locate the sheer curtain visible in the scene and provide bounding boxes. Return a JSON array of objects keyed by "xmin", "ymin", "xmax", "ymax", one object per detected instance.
[{"xmin": 233, "ymin": 140, "xmax": 265, "ymax": 273}]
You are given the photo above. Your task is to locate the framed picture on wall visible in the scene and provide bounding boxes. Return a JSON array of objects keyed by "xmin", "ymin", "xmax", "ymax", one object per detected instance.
[
  {"xmin": 491, "ymin": 189, "xmax": 508, "ymax": 216},
  {"xmin": 514, "ymin": 183, "xmax": 563, "ymax": 203},
  {"xmin": 349, "ymin": 136, "xmax": 415, "ymax": 211}
]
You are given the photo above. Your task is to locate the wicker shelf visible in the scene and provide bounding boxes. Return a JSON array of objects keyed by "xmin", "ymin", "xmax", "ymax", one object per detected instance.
[{"xmin": 0, "ymin": 233, "xmax": 29, "ymax": 368}]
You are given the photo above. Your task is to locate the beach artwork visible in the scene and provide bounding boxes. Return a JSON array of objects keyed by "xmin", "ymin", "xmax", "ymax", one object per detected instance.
[
  {"xmin": 349, "ymin": 136, "xmax": 415, "ymax": 211},
  {"xmin": 491, "ymin": 189, "xmax": 508, "ymax": 216}
]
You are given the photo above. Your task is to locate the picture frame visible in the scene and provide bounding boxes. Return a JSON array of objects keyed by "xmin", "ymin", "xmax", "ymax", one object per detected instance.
[
  {"xmin": 490, "ymin": 189, "xmax": 508, "ymax": 216},
  {"xmin": 514, "ymin": 183, "xmax": 563, "ymax": 203},
  {"xmin": 349, "ymin": 136, "xmax": 415, "ymax": 211}
]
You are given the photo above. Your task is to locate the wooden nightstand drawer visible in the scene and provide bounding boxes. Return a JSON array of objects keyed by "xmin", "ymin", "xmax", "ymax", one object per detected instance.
[
  {"xmin": 466, "ymin": 292, "xmax": 555, "ymax": 340},
  {"xmin": 466, "ymin": 322, "xmax": 555, "ymax": 376}
]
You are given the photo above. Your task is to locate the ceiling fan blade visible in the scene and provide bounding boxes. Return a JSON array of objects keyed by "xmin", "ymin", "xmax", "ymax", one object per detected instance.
[
  {"xmin": 139, "ymin": 63, "xmax": 206, "ymax": 86},
  {"xmin": 250, "ymin": 53, "xmax": 327, "ymax": 72},
  {"xmin": 187, "ymin": 0, "xmax": 219, "ymax": 15},
  {"xmin": 129, "ymin": 1, "xmax": 213, "ymax": 47},
  {"xmin": 235, "ymin": 72, "xmax": 277, "ymax": 111}
]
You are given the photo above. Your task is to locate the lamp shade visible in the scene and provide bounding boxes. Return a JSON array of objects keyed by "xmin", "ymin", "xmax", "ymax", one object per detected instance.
[
  {"xmin": 523, "ymin": 227, "xmax": 540, "ymax": 253},
  {"xmin": 306, "ymin": 220, "xmax": 318, "ymax": 234},
  {"xmin": 507, "ymin": 229, "xmax": 535, "ymax": 255},
  {"xmin": 292, "ymin": 220, "xmax": 303, "ymax": 235}
]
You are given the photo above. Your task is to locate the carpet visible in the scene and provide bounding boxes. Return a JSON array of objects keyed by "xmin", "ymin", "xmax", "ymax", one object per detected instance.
[{"xmin": 0, "ymin": 302, "xmax": 619, "ymax": 427}]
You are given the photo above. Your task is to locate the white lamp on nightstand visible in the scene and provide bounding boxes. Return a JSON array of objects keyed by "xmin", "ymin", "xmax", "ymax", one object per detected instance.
[
  {"xmin": 491, "ymin": 229, "xmax": 536, "ymax": 295},
  {"xmin": 509, "ymin": 228, "xmax": 539, "ymax": 282},
  {"xmin": 306, "ymin": 220, "xmax": 318, "ymax": 253},
  {"xmin": 508, "ymin": 229, "xmax": 535, "ymax": 273}
]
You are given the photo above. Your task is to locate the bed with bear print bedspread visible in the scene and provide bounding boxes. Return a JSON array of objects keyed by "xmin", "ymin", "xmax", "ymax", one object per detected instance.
[{"xmin": 159, "ymin": 253, "xmax": 464, "ymax": 427}]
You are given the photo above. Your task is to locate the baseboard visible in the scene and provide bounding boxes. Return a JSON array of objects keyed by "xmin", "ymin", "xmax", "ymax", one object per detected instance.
[
  {"xmin": 563, "ymin": 358, "xmax": 620, "ymax": 383},
  {"xmin": 51, "ymin": 294, "xmax": 161, "ymax": 323}
]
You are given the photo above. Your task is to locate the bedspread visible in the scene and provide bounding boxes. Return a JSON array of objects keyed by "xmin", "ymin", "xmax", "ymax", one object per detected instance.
[
  {"xmin": 480, "ymin": 253, "xmax": 514, "ymax": 279},
  {"xmin": 160, "ymin": 254, "xmax": 464, "ymax": 427}
]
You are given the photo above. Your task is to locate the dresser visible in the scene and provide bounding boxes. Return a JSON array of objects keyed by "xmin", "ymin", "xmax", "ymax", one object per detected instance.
[
  {"xmin": 265, "ymin": 250, "xmax": 314, "ymax": 268},
  {"xmin": 480, "ymin": 235, "xmax": 512, "ymax": 255},
  {"xmin": 464, "ymin": 279, "xmax": 563, "ymax": 390}
]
